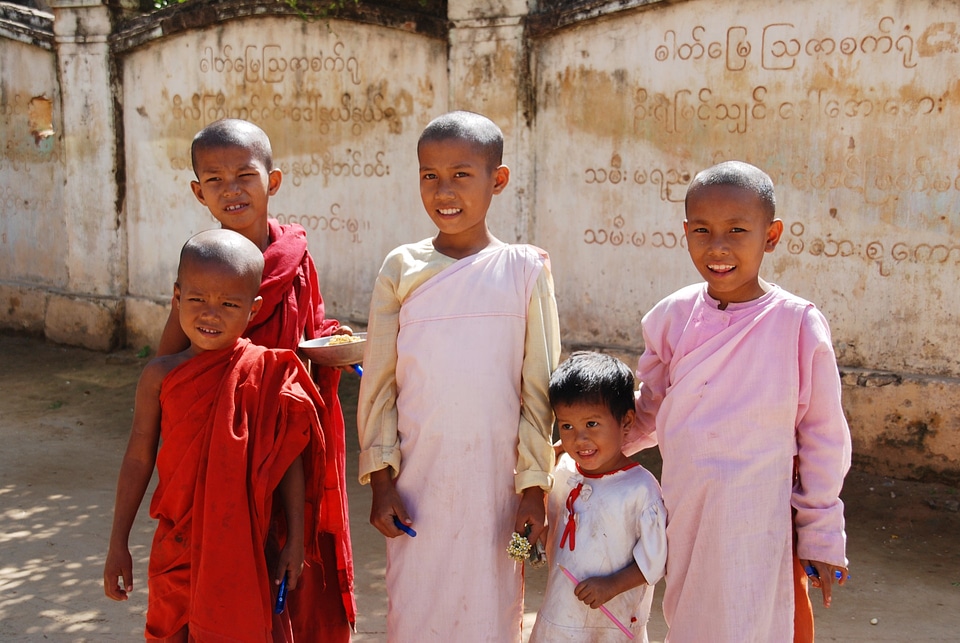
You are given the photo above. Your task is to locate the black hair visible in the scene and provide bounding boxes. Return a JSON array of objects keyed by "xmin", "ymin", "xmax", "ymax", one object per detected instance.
[
  {"xmin": 178, "ymin": 229, "xmax": 264, "ymax": 296},
  {"xmin": 686, "ymin": 160, "xmax": 776, "ymax": 220},
  {"xmin": 417, "ymin": 110, "xmax": 504, "ymax": 170},
  {"xmin": 191, "ymin": 119, "xmax": 274, "ymax": 176},
  {"xmin": 549, "ymin": 351, "xmax": 636, "ymax": 422}
]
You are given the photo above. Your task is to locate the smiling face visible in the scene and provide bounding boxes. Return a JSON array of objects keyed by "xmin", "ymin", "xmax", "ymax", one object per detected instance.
[
  {"xmin": 683, "ymin": 183, "xmax": 784, "ymax": 309},
  {"xmin": 555, "ymin": 401, "xmax": 635, "ymax": 475},
  {"xmin": 174, "ymin": 259, "xmax": 262, "ymax": 354},
  {"xmin": 190, "ymin": 145, "xmax": 281, "ymax": 250},
  {"xmin": 417, "ymin": 138, "xmax": 509, "ymax": 258}
]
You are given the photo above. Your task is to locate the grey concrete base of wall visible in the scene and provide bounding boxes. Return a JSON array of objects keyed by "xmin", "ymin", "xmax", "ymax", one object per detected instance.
[
  {"xmin": 124, "ymin": 297, "xmax": 169, "ymax": 354},
  {"xmin": 0, "ymin": 283, "xmax": 123, "ymax": 351},
  {"xmin": 0, "ymin": 283, "xmax": 46, "ymax": 335},
  {"xmin": 842, "ymin": 369, "xmax": 960, "ymax": 486}
]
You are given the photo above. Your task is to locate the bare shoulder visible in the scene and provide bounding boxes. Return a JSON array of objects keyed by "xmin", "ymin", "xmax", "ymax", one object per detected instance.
[{"xmin": 138, "ymin": 351, "xmax": 192, "ymax": 393}]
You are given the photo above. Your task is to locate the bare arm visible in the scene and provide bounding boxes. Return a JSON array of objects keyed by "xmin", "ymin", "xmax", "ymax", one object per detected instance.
[
  {"xmin": 103, "ymin": 360, "xmax": 165, "ymax": 600},
  {"xmin": 276, "ymin": 455, "xmax": 306, "ymax": 590},
  {"xmin": 157, "ymin": 302, "xmax": 189, "ymax": 356},
  {"xmin": 575, "ymin": 561, "xmax": 648, "ymax": 609}
]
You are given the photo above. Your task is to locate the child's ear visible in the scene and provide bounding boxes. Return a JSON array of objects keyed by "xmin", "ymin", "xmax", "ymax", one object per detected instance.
[
  {"xmin": 248, "ymin": 296, "xmax": 263, "ymax": 320},
  {"xmin": 173, "ymin": 283, "xmax": 182, "ymax": 306},
  {"xmin": 190, "ymin": 180, "xmax": 206, "ymax": 205},
  {"xmin": 765, "ymin": 218, "xmax": 784, "ymax": 253},
  {"xmin": 492, "ymin": 165, "xmax": 510, "ymax": 194},
  {"xmin": 621, "ymin": 408, "xmax": 636, "ymax": 433},
  {"xmin": 267, "ymin": 169, "xmax": 282, "ymax": 196}
]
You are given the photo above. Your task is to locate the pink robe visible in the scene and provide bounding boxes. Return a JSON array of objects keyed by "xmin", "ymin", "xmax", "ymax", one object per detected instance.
[
  {"xmin": 387, "ymin": 244, "xmax": 548, "ymax": 642},
  {"xmin": 625, "ymin": 284, "xmax": 850, "ymax": 643}
]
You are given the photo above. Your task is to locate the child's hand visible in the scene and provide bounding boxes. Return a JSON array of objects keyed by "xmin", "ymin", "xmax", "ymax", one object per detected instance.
[
  {"xmin": 332, "ymin": 325, "xmax": 354, "ymax": 336},
  {"xmin": 574, "ymin": 575, "xmax": 621, "ymax": 609},
  {"xmin": 276, "ymin": 538, "xmax": 305, "ymax": 591},
  {"xmin": 515, "ymin": 487, "xmax": 547, "ymax": 547},
  {"xmin": 801, "ymin": 559, "xmax": 848, "ymax": 608},
  {"xmin": 103, "ymin": 545, "xmax": 133, "ymax": 601},
  {"xmin": 369, "ymin": 469, "xmax": 413, "ymax": 538}
]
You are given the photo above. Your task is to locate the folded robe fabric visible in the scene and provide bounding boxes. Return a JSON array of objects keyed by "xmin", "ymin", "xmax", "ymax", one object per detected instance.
[
  {"xmin": 245, "ymin": 219, "xmax": 356, "ymax": 634},
  {"xmin": 146, "ymin": 339, "xmax": 326, "ymax": 642}
]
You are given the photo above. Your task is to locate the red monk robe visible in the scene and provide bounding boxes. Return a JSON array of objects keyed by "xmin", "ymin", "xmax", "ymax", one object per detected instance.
[
  {"xmin": 245, "ymin": 219, "xmax": 356, "ymax": 638},
  {"xmin": 147, "ymin": 339, "xmax": 326, "ymax": 642}
]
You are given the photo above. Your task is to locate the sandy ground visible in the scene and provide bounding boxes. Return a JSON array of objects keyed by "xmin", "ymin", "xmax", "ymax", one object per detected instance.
[{"xmin": 0, "ymin": 332, "xmax": 958, "ymax": 641}]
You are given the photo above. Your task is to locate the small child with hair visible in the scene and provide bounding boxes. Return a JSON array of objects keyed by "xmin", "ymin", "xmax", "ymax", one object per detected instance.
[
  {"xmin": 157, "ymin": 118, "xmax": 355, "ymax": 638},
  {"xmin": 530, "ymin": 351, "xmax": 667, "ymax": 643},
  {"xmin": 357, "ymin": 110, "xmax": 561, "ymax": 641},
  {"xmin": 626, "ymin": 160, "xmax": 851, "ymax": 642},
  {"xmin": 104, "ymin": 229, "xmax": 327, "ymax": 641}
]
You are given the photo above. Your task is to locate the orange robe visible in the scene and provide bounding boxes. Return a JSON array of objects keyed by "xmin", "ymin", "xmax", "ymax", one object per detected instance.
[
  {"xmin": 147, "ymin": 339, "xmax": 326, "ymax": 641},
  {"xmin": 246, "ymin": 219, "xmax": 356, "ymax": 639}
]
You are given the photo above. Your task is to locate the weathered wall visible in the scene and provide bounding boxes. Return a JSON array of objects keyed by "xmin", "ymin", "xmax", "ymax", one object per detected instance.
[
  {"xmin": 1, "ymin": 0, "xmax": 958, "ymax": 483},
  {"xmin": 0, "ymin": 4, "xmax": 63, "ymax": 334},
  {"xmin": 529, "ymin": 0, "xmax": 960, "ymax": 482},
  {"xmin": 118, "ymin": 13, "xmax": 448, "ymax": 349}
]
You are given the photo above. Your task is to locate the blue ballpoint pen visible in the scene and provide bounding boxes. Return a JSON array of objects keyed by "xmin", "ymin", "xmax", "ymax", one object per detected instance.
[
  {"xmin": 393, "ymin": 515, "xmax": 417, "ymax": 537},
  {"xmin": 274, "ymin": 574, "xmax": 288, "ymax": 614},
  {"xmin": 804, "ymin": 565, "xmax": 846, "ymax": 580}
]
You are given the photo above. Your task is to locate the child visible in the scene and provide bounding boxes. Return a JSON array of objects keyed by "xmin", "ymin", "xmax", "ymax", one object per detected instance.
[
  {"xmin": 356, "ymin": 110, "xmax": 561, "ymax": 641},
  {"xmin": 530, "ymin": 352, "xmax": 667, "ymax": 643},
  {"xmin": 156, "ymin": 118, "xmax": 355, "ymax": 639},
  {"xmin": 624, "ymin": 161, "xmax": 851, "ymax": 642},
  {"xmin": 103, "ymin": 229, "xmax": 327, "ymax": 641}
]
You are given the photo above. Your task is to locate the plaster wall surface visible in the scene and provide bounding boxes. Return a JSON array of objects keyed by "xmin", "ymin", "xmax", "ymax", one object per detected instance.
[
  {"xmin": 122, "ymin": 15, "xmax": 447, "ymax": 328},
  {"xmin": 0, "ymin": 36, "xmax": 65, "ymax": 288},
  {"xmin": 532, "ymin": 0, "xmax": 960, "ymax": 380},
  {"xmin": 1, "ymin": 0, "xmax": 959, "ymax": 481}
]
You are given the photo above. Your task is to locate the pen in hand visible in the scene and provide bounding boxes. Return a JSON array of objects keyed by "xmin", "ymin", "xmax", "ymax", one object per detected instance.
[
  {"xmin": 804, "ymin": 565, "xmax": 845, "ymax": 580},
  {"xmin": 393, "ymin": 515, "xmax": 417, "ymax": 537},
  {"xmin": 274, "ymin": 574, "xmax": 288, "ymax": 614}
]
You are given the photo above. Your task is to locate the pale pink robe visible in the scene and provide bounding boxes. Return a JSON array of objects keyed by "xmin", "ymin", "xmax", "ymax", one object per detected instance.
[
  {"xmin": 624, "ymin": 283, "xmax": 851, "ymax": 643},
  {"xmin": 358, "ymin": 241, "xmax": 560, "ymax": 642}
]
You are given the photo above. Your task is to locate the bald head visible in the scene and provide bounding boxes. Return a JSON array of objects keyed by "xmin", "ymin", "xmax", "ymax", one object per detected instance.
[
  {"xmin": 418, "ymin": 110, "xmax": 504, "ymax": 170},
  {"xmin": 191, "ymin": 119, "xmax": 273, "ymax": 177},
  {"xmin": 178, "ymin": 229, "xmax": 264, "ymax": 297},
  {"xmin": 686, "ymin": 161, "xmax": 776, "ymax": 221}
]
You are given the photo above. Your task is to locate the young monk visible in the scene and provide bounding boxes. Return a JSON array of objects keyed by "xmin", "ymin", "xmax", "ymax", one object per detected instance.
[
  {"xmin": 625, "ymin": 161, "xmax": 851, "ymax": 642},
  {"xmin": 156, "ymin": 118, "xmax": 355, "ymax": 639},
  {"xmin": 357, "ymin": 110, "xmax": 561, "ymax": 641},
  {"xmin": 104, "ymin": 229, "xmax": 326, "ymax": 642}
]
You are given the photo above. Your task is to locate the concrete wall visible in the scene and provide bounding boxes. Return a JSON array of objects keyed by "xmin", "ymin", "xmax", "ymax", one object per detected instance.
[{"xmin": 0, "ymin": 0, "xmax": 958, "ymax": 483}]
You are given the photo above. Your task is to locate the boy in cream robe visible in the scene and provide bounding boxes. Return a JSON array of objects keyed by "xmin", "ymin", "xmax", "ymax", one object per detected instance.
[{"xmin": 357, "ymin": 111, "xmax": 560, "ymax": 642}]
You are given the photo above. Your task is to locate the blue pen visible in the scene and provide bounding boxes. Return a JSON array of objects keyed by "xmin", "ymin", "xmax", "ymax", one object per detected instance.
[
  {"xmin": 274, "ymin": 574, "xmax": 288, "ymax": 614},
  {"xmin": 393, "ymin": 515, "xmax": 417, "ymax": 537},
  {"xmin": 804, "ymin": 565, "xmax": 845, "ymax": 580}
]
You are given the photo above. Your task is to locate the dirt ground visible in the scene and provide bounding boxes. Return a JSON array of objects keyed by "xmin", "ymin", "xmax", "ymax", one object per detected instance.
[{"xmin": 0, "ymin": 332, "xmax": 958, "ymax": 641}]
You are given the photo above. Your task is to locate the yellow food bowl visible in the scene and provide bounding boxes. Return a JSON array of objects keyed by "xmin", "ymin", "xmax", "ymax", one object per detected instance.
[{"xmin": 298, "ymin": 333, "xmax": 366, "ymax": 367}]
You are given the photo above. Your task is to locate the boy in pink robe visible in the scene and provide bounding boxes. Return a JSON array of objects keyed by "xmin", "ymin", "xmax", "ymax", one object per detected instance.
[
  {"xmin": 357, "ymin": 111, "xmax": 561, "ymax": 641},
  {"xmin": 624, "ymin": 161, "xmax": 851, "ymax": 642}
]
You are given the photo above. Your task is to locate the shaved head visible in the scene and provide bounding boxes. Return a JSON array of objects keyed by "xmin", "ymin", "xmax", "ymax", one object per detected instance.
[
  {"xmin": 191, "ymin": 119, "xmax": 273, "ymax": 176},
  {"xmin": 686, "ymin": 161, "xmax": 776, "ymax": 220},
  {"xmin": 418, "ymin": 110, "xmax": 504, "ymax": 170},
  {"xmin": 178, "ymin": 229, "xmax": 264, "ymax": 297}
]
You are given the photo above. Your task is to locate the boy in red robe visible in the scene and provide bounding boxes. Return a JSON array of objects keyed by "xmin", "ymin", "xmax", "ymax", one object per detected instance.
[
  {"xmin": 104, "ymin": 229, "xmax": 327, "ymax": 642},
  {"xmin": 156, "ymin": 119, "xmax": 356, "ymax": 640}
]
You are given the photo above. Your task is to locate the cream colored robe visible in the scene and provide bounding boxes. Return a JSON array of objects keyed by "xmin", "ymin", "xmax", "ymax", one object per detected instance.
[{"xmin": 358, "ymin": 240, "xmax": 560, "ymax": 642}]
